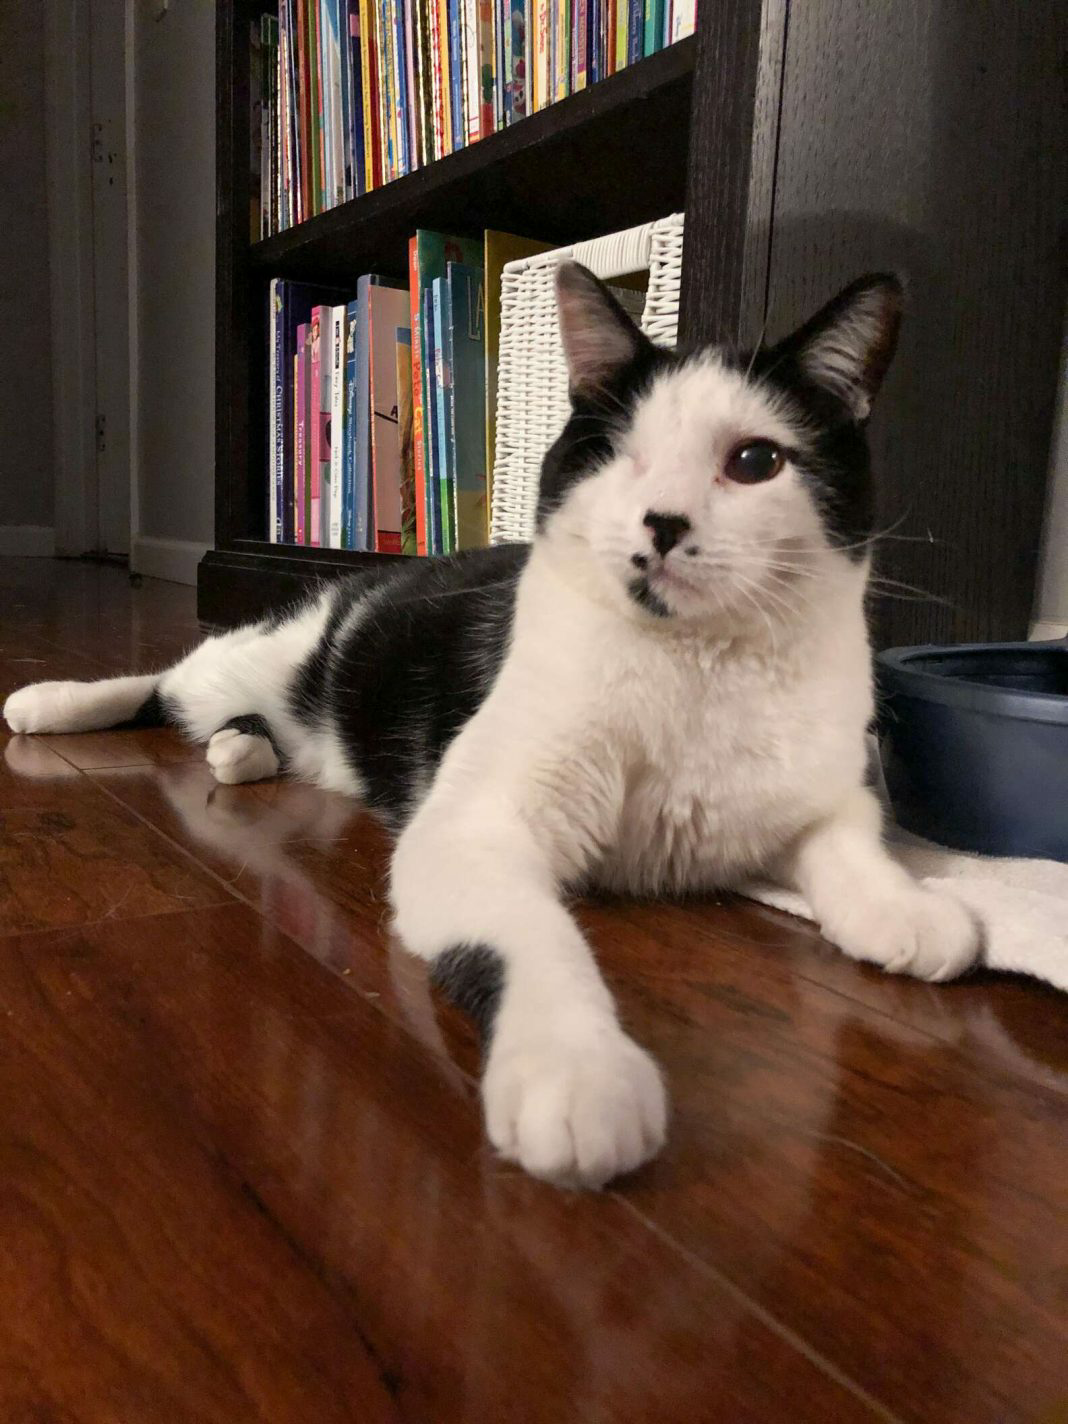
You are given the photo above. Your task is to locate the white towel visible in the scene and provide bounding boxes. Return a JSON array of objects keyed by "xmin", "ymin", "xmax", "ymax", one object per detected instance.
[{"xmin": 743, "ymin": 749, "xmax": 1068, "ymax": 992}]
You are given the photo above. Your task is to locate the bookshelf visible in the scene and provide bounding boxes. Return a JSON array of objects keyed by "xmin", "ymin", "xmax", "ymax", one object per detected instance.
[{"xmin": 202, "ymin": 0, "xmax": 1067, "ymax": 648}]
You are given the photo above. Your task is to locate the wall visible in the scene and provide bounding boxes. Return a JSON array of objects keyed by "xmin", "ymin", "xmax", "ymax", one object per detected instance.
[
  {"xmin": 130, "ymin": 0, "xmax": 216, "ymax": 584},
  {"xmin": 0, "ymin": 1, "xmax": 55, "ymax": 549}
]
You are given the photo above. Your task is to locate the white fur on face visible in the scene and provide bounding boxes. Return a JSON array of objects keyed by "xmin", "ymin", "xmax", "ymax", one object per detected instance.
[{"xmin": 543, "ymin": 354, "xmax": 837, "ymax": 629}]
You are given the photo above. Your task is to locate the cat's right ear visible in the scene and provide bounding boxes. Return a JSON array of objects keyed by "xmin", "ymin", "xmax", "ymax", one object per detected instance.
[{"xmin": 555, "ymin": 261, "xmax": 651, "ymax": 397}]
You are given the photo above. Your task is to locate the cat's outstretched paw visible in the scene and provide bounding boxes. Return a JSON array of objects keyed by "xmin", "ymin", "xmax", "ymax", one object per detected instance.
[
  {"xmin": 206, "ymin": 727, "xmax": 279, "ymax": 785},
  {"xmin": 822, "ymin": 885, "xmax": 981, "ymax": 982},
  {"xmin": 4, "ymin": 681, "xmax": 80, "ymax": 734},
  {"xmin": 483, "ymin": 1023, "xmax": 668, "ymax": 1187}
]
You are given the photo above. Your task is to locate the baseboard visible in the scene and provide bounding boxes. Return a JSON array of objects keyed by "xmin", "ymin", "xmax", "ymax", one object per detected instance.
[
  {"xmin": 131, "ymin": 536, "xmax": 210, "ymax": 587},
  {"xmin": 1030, "ymin": 619, "xmax": 1068, "ymax": 642},
  {"xmin": 0, "ymin": 525, "xmax": 56, "ymax": 557}
]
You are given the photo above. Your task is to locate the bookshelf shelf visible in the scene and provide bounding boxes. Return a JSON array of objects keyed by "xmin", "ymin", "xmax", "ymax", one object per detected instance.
[
  {"xmin": 203, "ymin": 0, "xmax": 1066, "ymax": 649},
  {"xmin": 250, "ymin": 38, "xmax": 696, "ymax": 283}
]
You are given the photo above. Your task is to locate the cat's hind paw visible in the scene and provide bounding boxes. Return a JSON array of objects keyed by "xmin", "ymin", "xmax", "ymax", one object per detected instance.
[
  {"xmin": 206, "ymin": 727, "xmax": 279, "ymax": 785},
  {"xmin": 822, "ymin": 885, "xmax": 981, "ymax": 982}
]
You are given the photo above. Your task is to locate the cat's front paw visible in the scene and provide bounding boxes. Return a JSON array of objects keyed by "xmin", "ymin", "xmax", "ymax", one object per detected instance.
[
  {"xmin": 4, "ymin": 681, "xmax": 74, "ymax": 734},
  {"xmin": 483, "ymin": 1022, "xmax": 668, "ymax": 1188},
  {"xmin": 822, "ymin": 885, "xmax": 981, "ymax": 982}
]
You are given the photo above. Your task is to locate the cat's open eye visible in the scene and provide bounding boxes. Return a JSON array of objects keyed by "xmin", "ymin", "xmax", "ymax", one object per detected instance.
[{"xmin": 723, "ymin": 440, "xmax": 784, "ymax": 485}]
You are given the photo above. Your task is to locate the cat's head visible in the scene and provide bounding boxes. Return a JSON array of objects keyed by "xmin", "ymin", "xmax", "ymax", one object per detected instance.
[{"xmin": 537, "ymin": 263, "xmax": 903, "ymax": 627}]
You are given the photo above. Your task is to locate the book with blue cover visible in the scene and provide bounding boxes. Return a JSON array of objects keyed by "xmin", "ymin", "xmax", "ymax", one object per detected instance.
[
  {"xmin": 444, "ymin": 262, "xmax": 487, "ymax": 549},
  {"xmin": 423, "ymin": 284, "xmax": 443, "ymax": 554},
  {"xmin": 431, "ymin": 276, "xmax": 456, "ymax": 552}
]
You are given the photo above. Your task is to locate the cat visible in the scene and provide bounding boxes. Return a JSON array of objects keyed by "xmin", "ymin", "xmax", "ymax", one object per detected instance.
[{"xmin": 4, "ymin": 263, "xmax": 980, "ymax": 1188}]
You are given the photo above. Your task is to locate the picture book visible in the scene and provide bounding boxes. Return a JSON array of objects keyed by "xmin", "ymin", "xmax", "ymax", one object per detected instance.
[
  {"xmin": 368, "ymin": 283, "xmax": 411, "ymax": 552},
  {"xmin": 295, "ymin": 323, "xmax": 310, "ymax": 542},
  {"xmin": 445, "ymin": 263, "xmax": 488, "ymax": 548},
  {"xmin": 341, "ymin": 297, "xmax": 359, "ymax": 546},
  {"xmin": 431, "ymin": 275, "xmax": 456, "ymax": 552},
  {"xmin": 396, "ymin": 328, "xmax": 416, "ymax": 554},
  {"xmin": 328, "ymin": 303, "xmax": 348, "ymax": 548},
  {"xmin": 423, "ymin": 284, "xmax": 443, "ymax": 553}
]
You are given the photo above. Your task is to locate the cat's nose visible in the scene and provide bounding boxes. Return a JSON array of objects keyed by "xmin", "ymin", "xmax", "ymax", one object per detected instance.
[{"xmin": 643, "ymin": 510, "xmax": 691, "ymax": 557}]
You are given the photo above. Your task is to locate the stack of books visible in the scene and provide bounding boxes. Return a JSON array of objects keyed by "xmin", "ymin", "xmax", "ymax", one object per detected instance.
[
  {"xmin": 251, "ymin": 0, "xmax": 696, "ymax": 236},
  {"xmin": 267, "ymin": 228, "xmax": 554, "ymax": 553}
]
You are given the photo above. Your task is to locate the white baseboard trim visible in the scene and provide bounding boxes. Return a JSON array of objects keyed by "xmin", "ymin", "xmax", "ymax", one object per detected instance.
[
  {"xmin": 0, "ymin": 525, "xmax": 56, "ymax": 557},
  {"xmin": 1030, "ymin": 619, "xmax": 1068, "ymax": 642},
  {"xmin": 131, "ymin": 536, "xmax": 209, "ymax": 587}
]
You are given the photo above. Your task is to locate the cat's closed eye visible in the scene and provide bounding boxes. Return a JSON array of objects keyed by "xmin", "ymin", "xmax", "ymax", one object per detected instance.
[{"xmin": 723, "ymin": 440, "xmax": 784, "ymax": 485}]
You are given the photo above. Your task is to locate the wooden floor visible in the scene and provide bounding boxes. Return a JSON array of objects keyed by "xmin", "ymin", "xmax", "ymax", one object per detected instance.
[{"xmin": 0, "ymin": 558, "xmax": 1065, "ymax": 1424}]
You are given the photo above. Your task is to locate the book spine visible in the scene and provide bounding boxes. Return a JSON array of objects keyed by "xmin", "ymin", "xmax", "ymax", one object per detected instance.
[
  {"xmin": 337, "ymin": 0, "xmax": 352, "ymax": 199},
  {"xmin": 295, "ymin": 323, "xmax": 308, "ymax": 543},
  {"xmin": 397, "ymin": 328, "xmax": 416, "ymax": 554},
  {"xmin": 626, "ymin": 0, "xmax": 641, "ymax": 64},
  {"xmin": 287, "ymin": 0, "xmax": 303, "ymax": 222},
  {"xmin": 614, "ymin": 0, "xmax": 627, "ymax": 70},
  {"xmin": 670, "ymin": 0, "xmax": 694, "ymax": 40},
  {"xmin": 574, "ymin": 0, "xmax": 588, "ymax": 88},
  {"xmin": 464, "ymin": 0, "xmax": 481, "ymax": 143},
  {"xmin": 448, "ymin": 0, "xmax": 464, "ymax": 152},
  {"xmin": 295, "ymin": 0, "xmax": 311, "ymax": 217},
  {"xmin": 427, "ymin": 0, "xmax": 444, "ymax": 159},
  {"xmin": 510, "ymin": 0, "xmax": 527, "ymax": 117},
  {"xmin": 328, "ymin": 306, "xmax": 346, "ymax": 547},
  {"xmin": 375, "ymin": 0, "xmax": 394, "ymax": 181},
  {"xmin": 448, "ymin": 267, "xmax": 488, "ymax": 549},
  {"xmin": 423, "ymin": 285, "xmax": 441, "ymax": 553},
  {"xmin": 409, "ymin": 239, "xmax": 429, "ymax": 556},
  {"xmin": 553, "ymin": 0, "xmax": 568, "ymax": 99},
  {"xmin": 643, "ymin": 0, "xmax": 663, "ymax": 55},
  {"xmin": 393, "ymin": 0, "xmax": 411, "ymax": 175},
  {"xmin": 431, "ymin": 279, "xmax": 453, "ymax": 552},
  {"xmin": 292, "ymin": 352, "xmax": 300, "ymax": 537},
  {"xmin": 437, "ymin": 0, "xmax": 454, "ymax": 152},
  {"xmin": 347, "ymin": 3, "xmax": 366, "ymax": 194},
  {"xmin": 319, "ymin": 309, "xmax": 333, "ymax": 546},
  {"xmin": 494, "ymin": 0, "xmax": 507, "ymax": 125},
  {"xmin": 269, "ymin": 281, "xmax": 281, "ymax": 542},
  {"xmin": 403, "ymin": 0, "xmax": 421, "ymax": 168},
  {"xmin": 358, "ymin": 0, "xmax": 377, "ymax": 188},
  {"xmin": 478, "ymin": 0, "xmax": 495, "ymax": 136},
  {"xmin": 308, "ymin": 309, "xmax": 323, "ymax": 545},
  {"xmin": 342, "ymin": 299, "xmax": 359, "ymax": 546},
  {"xmin": 535, "ymin": 0, "xmax": 549, "ymax": 109},
  {"xmin": 353, "ymin": 285, "xmax": 371, "ymax": 549}
]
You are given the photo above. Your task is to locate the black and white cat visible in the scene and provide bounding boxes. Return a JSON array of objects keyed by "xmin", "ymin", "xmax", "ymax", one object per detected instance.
[{"xmin": 4, "ymin": 264, "xmax": 979, "ymax": 1186}]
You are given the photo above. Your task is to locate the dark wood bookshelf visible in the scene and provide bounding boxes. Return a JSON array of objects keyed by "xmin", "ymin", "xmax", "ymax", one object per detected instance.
[{"xmin": 202, "ymin": 0, "xmax": 1066, "ymax": 647}]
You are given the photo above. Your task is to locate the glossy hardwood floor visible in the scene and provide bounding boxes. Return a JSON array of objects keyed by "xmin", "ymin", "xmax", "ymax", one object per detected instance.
[{"xmin": 1, "ymin": 557, "xmax": 1065, "ymax": 1424}]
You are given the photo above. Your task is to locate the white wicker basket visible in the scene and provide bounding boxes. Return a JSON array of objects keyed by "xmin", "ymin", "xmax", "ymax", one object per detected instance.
[{"xmin": 490, "ymin": 212, "xmax": 685, "ymax": 545}]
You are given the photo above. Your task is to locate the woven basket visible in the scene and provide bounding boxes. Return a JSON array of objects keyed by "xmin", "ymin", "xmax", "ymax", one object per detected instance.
[{"xmin": 490, "ymin": 211, "xmax": 685, "ymax": 545}]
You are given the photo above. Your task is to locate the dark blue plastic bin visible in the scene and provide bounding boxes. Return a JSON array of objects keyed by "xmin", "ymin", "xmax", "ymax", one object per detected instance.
[{"xmin": 875, "ymin": 637, "xmax": 1068, "ymax": 862}]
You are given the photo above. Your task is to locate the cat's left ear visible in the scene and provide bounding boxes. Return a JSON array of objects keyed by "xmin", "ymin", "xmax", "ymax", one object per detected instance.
[
  {"xmin": 772, "ymin": 274, "xmax": 904, "ymax": 421},
  {"xmin": 555, "ymin": 261, "xmax": 652, "ymax": 396}
]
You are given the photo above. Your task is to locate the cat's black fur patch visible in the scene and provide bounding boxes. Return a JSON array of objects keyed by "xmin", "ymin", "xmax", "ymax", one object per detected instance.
[
  {"xmin": 430, "ymin": 942, "xmax": 506, "ymax": 1042},
  {"xmin": 218, "ymin": 713, "xmax": 284, "ymax": 764},
  {"xmin": 627, "ymin": 577, "xmax": 671, "ymax": 618},
  {"xmin": 289, "ymin": 545, "xmax": 528, "ymax": 826},
  {"xmin": 122, "ymin": 688, "xmax": 173, "ymax": 729}
]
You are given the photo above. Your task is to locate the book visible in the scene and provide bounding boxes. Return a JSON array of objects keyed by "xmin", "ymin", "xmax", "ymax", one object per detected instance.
[
  {"xmin": 477, "ymin": 0, "xmax": 496, "ymax": 137},
  {"xmin": 431, "ymin": 276, "xmax": 455, "ymax": 551},
  {"xmin": 445, "ymin": 263, "xmax": 488, "ymax": 548},
  {"xmin": 308, "ymin": 306, "xmax": 325, "ymax": 544},
  {"xmin": 670, "ymin": 0, "xmax": 695, "ymax": 41},
  {"xmin": 396, "ymin": 328, "xmax": 416, "ymax": 553},
  {"xmin": 328, "ymin": 303, "xmax": 348, "ymax": 547},
  {"xmin": 448, "ymin": 0, "xmax": 465, "ymax": 153},
  {"xmin": 341, "ymin": 297, "xmax": 359, "ymax": 546},
  {"xmin": 482, "ymin": 230, "xmax": 551, "ymax": 536},
  {"xmin": 368, "ymin": 283, "xmax": 410, "ymax": 552},
  {"xmin": 408, "ymin": 231, "xmax": 484, "ymax": 552},
  {"xmin": 423, "ymin": 284, "xmax": 443, "ymax": 553},
  {"xmin": 626, "ymin": 0, "xmax": 641, "ymax": 63},
  {"xmin": 643, "ymin": 0, "xmax": 664, "ymax": 56},
  {"xmin": 352, "ymin": 277, "xmax": 375, "ymax": 549},
  {"xmin": 295, "ymin": 323, "xmax": 310, "ymax": 542},
  {"xmin": 268, "ymin": 279, "xmax": 346, "ymax": 544}
]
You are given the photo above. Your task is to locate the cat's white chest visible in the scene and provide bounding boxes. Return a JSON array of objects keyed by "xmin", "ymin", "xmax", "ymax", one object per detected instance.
[{"xmin": 595, "ymin": 638, "xmax": 867, "ymax": 894}]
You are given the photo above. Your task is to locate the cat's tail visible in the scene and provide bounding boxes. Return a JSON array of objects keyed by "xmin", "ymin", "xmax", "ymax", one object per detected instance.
[{"xmin": 3, "ymin": 673, "xmax": 165, "ymax": 735}]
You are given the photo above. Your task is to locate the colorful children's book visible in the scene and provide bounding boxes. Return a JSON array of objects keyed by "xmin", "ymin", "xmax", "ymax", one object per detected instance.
[
  {"xmin": 423, "ymin": 284, "xmax": 443, "ymax": 553},
  {"xmin": 409, "ymin": 231, "xmax": 484, "ymax": 553},
  {"xmin": 670, "ymin": 0, "xmax": 694, "ymax": 41},
  {"xmin": 368, "ymin": 283, "xmax": 411, "ymax": 552},
  {"xmin": 269, "ymin": 279, "xmax": 345, "ymax": 544},
  {"xmin": 431, "ymin": 276, "xmax": 456, "ymax": 552},
  {"xmin": 308, "ymin": 306, "xmax": 325, "ymax": 544},
  {"xmin": 295, "ymin": 323, "xmax": 310, "ymax": 543},
  {"xmin": 352, "ymin": 278, "xmax": 375, "ymax": 549},
  {"xmin": 341, "ymin": 297, "xmax": 359, "ymax": 546},
  {"xmin": 396, "ymin": 328, "xmax": 416, "ymax": 553},
  {"xmin": 445, "ymin": 263, "xmax": 488, "ymax": 548},
  {"xmin": 626, "ymin": 0, "xmax": 641, "ymax": 63},
  {"xmin": 643, "ymin": 0, "xmax": 664, "ymax": 56},
  {"xmin": 448, "ymin": 0, "xmax": 465, "ymax": 152},
  {"xmin": 328, "ymin": 303, "xmax": 348, "ymax": 547},
  {"xmin": 477, "ymin": 0, "xmax": 495, "ymax": 137}
]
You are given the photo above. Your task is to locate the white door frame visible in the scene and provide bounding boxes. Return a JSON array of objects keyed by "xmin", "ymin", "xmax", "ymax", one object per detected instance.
[{"xmin": 43, "ymin": 0, "xmax": 131, "ymax": 558}]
